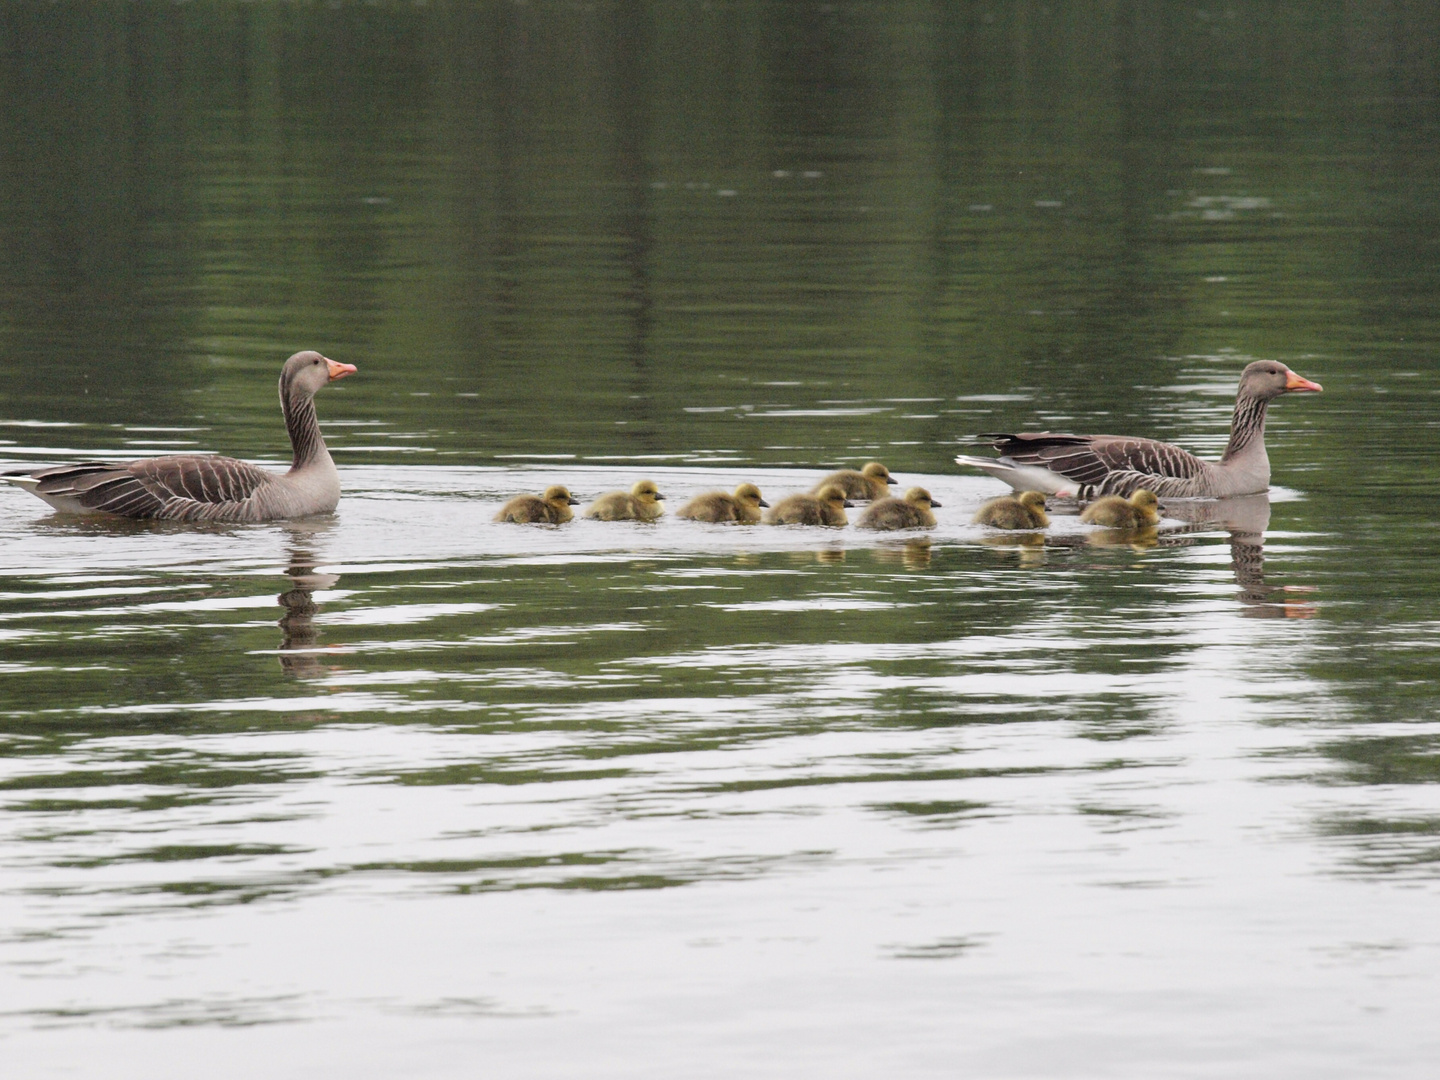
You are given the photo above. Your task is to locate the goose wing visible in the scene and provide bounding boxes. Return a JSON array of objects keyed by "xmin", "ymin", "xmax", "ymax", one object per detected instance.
[
  {"xmin": 979, "ymin": 432, "xmax": 1208, "ymax": 494},
  {"xmin": 8, "ymin": 456, "xmax": 276, "ymax": 518}
]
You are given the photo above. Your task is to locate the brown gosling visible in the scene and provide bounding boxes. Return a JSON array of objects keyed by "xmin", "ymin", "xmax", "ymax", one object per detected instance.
[
  {"xmin": 494, "ymin": 485, "xmax": 580, "ymax": 525},
  {"xmin": 583, "ymin": 479, "xmax": 666, "ymax": 522},
  {"xmin": 764, "ymin": 483, "xmax": 853, "ymax": 526},
  {"xmin": 1080, "ymin": 489, "xmax": 1161, "ymax": 529},
  {"xmin": 810, "ymin": 461, "xmax": 895, "ymax": 501},
  {"xmin": 676, "ymin": 483, "xmax": 769, "ymax": 524},
  {"xmin": 973, "ymin": 490, "xmax": 1050, "ymax": 530},
  {"xmin": 856, "ymin": 487, "xmax": 941, "ymax": 531}
]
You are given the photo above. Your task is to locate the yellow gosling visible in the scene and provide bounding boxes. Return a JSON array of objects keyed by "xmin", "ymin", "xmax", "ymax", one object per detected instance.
[
  {"xmin": 583, "ymin": 479, "xmax": 666, "ymax": 522},
  {"xmin": 1080, "ymin": 489, "xmax": 1161, "ymax": 529},
  {"xmin": 973, "ymin": 490, "xmax": 1049, "ymax": 530},
  {"xmin": 676, "ymin": 483, "xmax": 769, "ymax": 524},
  {"xmin": 856, "ymin": 486, "xmax": 940, "ymax": 530},
  {"xmin": 811, "ymin": 461, "xmax": 895, "ymax": 501},
  {"xmin": 764, "ymin": 483, "xmax": 852, "ymax": 526},
  {"xmin": 494, "ymin": 484, "xmax": 580, "ymax": 525}
]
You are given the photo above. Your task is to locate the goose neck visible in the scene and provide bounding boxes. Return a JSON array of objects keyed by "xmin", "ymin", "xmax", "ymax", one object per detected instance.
[
  {"xmin": 282, "ymin": 388, "xmax": 328, "ymax": 471},
  {"xmin": 1220, "ymin": 391, "xmax": 1269, "ymax": 464}
]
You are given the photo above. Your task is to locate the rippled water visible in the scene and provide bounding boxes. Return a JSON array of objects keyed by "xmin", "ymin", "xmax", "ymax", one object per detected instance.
[{"xmin": 4, "ymin": 3, "xmax": 1440, "ymax": 1077}]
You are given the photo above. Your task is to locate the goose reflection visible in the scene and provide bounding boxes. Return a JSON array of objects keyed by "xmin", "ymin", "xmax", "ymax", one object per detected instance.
[
  {"xmin": 276, "ymin": 530, "xmax": 342, "ymax": 677},
  {"xmin": 1159, "ymin": 493, "xmax": 1315, "ymax": 618}
]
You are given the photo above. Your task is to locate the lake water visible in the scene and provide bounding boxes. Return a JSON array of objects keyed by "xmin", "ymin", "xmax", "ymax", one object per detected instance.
[{"xmin": 3, "ymin": 4, "xmax": 1440, "ymax": 1077}]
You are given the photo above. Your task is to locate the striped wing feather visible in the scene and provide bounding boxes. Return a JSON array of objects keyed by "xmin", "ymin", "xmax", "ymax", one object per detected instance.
[
  {"xmin": 25, "ymin": 456, "xmax": 276, "ymax": 519},
  {"xmin": 981, "ymin": 432, "xmax": 1208, "ymax": 495}
]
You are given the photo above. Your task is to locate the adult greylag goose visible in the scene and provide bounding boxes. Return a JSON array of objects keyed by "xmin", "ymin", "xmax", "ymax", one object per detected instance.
[
  {"xmin": 1080, "ymin": 489, "xmax": 1161, "ymax": 529},
  {"xmin": 954, "ymin": 361, "xmax": 1322, "ymax": 498},
  {"xmin": 856, "ymin": 487, "xmax": 940, "ymax": 530},
  {"xmin": 973, "ymin": 490, "xmax": 1049, "ymax": 530},
  {"xmin": 583, "ymin": 480, "xmax": 665, "ymax": 521},
  {"xmin": 676, "ymin": 483, "xmax": 769, "ymax": 523},
  {"xmin": 4, "ymin": 351, "xmax": 356, "ymax": 521},
  {"xmin": 764, "ymin": 483, "xmax": 852, "ymax": 526},
  {"xmin": 495, "ymin": 485, "xmax": 580, "ymax": 524},
  {"xmin": 811, "ymin": 461, "xmax": 895, "ymax": 501}
]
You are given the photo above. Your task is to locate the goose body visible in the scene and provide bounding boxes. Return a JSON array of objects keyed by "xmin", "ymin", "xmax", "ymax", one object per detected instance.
[
  {"xmin": 856, "ymin": 487, "xmax": 940, "ymax": 530},
  {"xmin": 954, "ymin": 361, "xmax": 1322, "ymax": 498},
  {"xmin": 676, "ymin": 483, "xmax": 769, "ymax": 524},
  {"xmin": 974, "ymin": 490, "xmax": 1050, "ymax": 530},
  {"xmin": 495, "ymin": 485, "xmax": 580, "ymax": 524},
  {"xmin": 1080, "ymin": 489, "xmax": 1161, "ymax": 529},
  {"xmin": 764, "ymin": 483, "xmax": 852, "ymax": 526},
  {"xmin": 3, "ymin": 351, "xmax": 356, "ymax": 521},
  {"xmin": 583, "ymin": 480, "xmax": 665, "ymax": 521},
  {"xmin": 811, "ymin": 462, "xmax": 895, "ymax": 501}
]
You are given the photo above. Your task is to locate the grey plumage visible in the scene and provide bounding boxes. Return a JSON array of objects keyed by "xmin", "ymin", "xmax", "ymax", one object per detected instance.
[
  {"xmin": 955, "ymin": 361, "xmax": 1322, "ymax": 498},
  {"xmin": 4, "ymin": 351, "xmax": 356, "ymax": 521}
]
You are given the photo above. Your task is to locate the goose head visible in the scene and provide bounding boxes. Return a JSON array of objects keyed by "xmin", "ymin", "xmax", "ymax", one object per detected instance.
[
  {"xmin": 1018, "ymin": 491, "xmax": 1047, "ymax": 512},
  {"xmin": 817, "ymin": 483, "xmax": 854, "ymax": 509},
  {"xmin": 281, "ymin": 351, "xmax": 357, "ymax": 399},
  {"xmin": 1239, "ymin": 360, "xmax": 1322, "ymax": 400},
  {"xmin": 903, "ymin": 486, "xmax": 939, "ymax": 509},
  {"xmin": 733, "ymin": 482, "xmax": 769, "ymax": 509},
  {"xmin": 544, "ymin": 485, "xmax": 580, "ymax": 507}
]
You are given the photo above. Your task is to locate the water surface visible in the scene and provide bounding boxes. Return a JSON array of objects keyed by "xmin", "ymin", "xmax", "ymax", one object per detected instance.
[{"xmin": 3, "ymin": 3, "xmax": 1440, "ymax": 1077}]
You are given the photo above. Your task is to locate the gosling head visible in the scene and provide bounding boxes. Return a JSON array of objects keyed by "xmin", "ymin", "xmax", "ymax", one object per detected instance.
[
  {"xmin": 903, "ymin": 486, "xmax": 939, "ymax": 509},
  {"xmin": 631, "ymin": 480, "xmax": 664, "ymax": 504},
  {"xmin": 280, "ymin": 350, "xmax": 356, "ymax": 399},
  {"xmin": 861, "ymin": 462, "xmax": 895, "ymax": 485},
  {"xmin": 1018, "ymin": 491, "xmax": 1047, "ymax": 511},
  {"xmin": 1130, "ymin": 489, "xmax": 1159, "ymax": 512},
  {"xmin": 733, "ymin": 482, "xmax": 769, "ymax": 509},
  {"xmin": 543, "ymin": 485, "xmax": 580, "ymax": 506},
  {"xmin": 817, "ymin": 483, "xmax": 854, "ymax": 509}
]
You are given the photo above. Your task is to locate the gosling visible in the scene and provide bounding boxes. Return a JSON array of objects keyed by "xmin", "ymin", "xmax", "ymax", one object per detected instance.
[
  {"xmin": 856, "ymin": 487, "xmax": 940, "ymax": 531},
  {"xmin": 1080, "ymin": 489, "xmax": 1161, "ymax": 529},
  {"xmin": 811, "ymin": 461, "xmax": 895, "ymax": 501},
  {"xmin": 676, "ymin": 483, "xmax": 769, "ymax": 524},
  {"xmin": 973, "ymin": 490, "xmax": 1049, "ymax": 530},
  {"xmin": 583, "ymin": 480, "xmax": 666, "ymax": 522},
  {"xmin": 764, "ymin": 483, "xmax": 853, "ymax": 526},
  {"xmin": 494, "ymin": 485, "xmax": 580, "ymax": 524}
]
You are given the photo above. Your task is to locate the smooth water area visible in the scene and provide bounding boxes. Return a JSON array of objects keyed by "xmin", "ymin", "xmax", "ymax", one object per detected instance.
[{"xmin": 3, "ymin": 3, "xmax": 1440, "ymax": 1077}]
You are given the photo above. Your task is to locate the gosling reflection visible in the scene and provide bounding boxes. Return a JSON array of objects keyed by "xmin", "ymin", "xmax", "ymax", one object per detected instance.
[
  {"xmin": 1159, "ymin": 493, "xmax": 1314, "ymax": 618},
  {"xmin": 870, "ymin": 538, "xmax": 933, "ymax": 570},
  {"xmin": 277, "ymin": 544, "xmax": 342, "ymax": 677}
]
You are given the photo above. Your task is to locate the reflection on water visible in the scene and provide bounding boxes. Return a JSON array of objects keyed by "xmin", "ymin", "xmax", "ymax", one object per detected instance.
[
  {"xmin": 276, "ymin": 531, "xmax": 341, "ymax": 680},
  {"xmin": 2, "ymin": 1, "xmax": 1440, "ymax": 1073}
]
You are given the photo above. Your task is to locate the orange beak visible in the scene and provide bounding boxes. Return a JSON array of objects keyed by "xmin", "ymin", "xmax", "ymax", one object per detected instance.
[
  {"xmin": 325, "ymin": 357, "xmax": 358, "ymax": 381},
  {"xmin": 1285, "ymin": 369, "xmax": 1322, "ymax": 393}
]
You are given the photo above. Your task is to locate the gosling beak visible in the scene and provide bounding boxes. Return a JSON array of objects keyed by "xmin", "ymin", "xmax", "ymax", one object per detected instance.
[
  {"xmin": 1285, "ymin": 369, "xmax": 1323, "ymax": 392},
  {"xmin": 567, "ymin": 496, "xmax": 580, "ymax": 505},
  {"xmin": 758, "ymin": 499, "xmax": 770, "ymax": 508},
  {"xmin": 843, "ymin": 499, "xmax": 855, "ymax": 508},
  {"xmin": 325, "ymin": 357, "xmax": 358, "ymax": 381},
  {"xmin": 930, "ymin": 499, "xmax": 943, "ymax": 508}
]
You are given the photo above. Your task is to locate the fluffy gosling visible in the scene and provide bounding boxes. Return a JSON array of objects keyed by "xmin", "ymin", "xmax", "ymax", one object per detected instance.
[
  {"xmin": 973, "ymin": 490, "xmax": 1049, "ymax": 530},
  {"xmin": 764, "ymin": 483, "xmax": 853, "ymax": 526},
  {"xmin": 1079, "ymin": 489, "xmax": 1161, "ymax": 529},
  {"xmin": 676, "ymin": 483, "xmax": 769, "ymax": 524},
  {"xmin": 494, "ymin": 485, "xmax": 580, "ymax": 525},
  {"xmin": 810, "ymin": 461, "xmax": 895, "ymax": 501},
  {"xmin": 583, "ymin": 480, "xmax": 666, "ymax": 522},
  {"xmin": 856, "ymin": 487, "xmax": 941, "ymax": 530}
]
